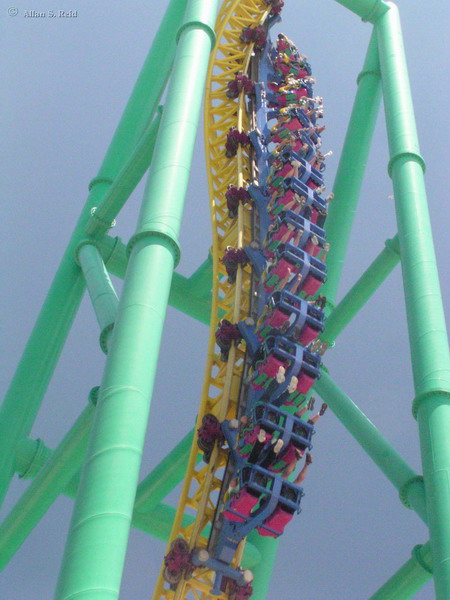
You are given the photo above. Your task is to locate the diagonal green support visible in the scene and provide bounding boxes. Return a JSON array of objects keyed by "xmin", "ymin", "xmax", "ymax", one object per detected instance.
[
  {"xmin": 321, "ymin": 28, "xmax": 381, "ymax": 306},
  {"xmin": 315, "ymin": 371, "xmax": 427, "ymax": 522},
  {"xmin": 369, "ymin": 542, "xmax": 432, "ymax": 600},
  {"xmin": 320, "ymin": 234, "xmax": 399, "ymax": 347},
  {"xmin": 0, "ymin": 0, "xmax": 189, "ymax": 509}
]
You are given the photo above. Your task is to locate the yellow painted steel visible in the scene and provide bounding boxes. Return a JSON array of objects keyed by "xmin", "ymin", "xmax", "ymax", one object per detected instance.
[{"xmin": 153, "ymin": 1, "xmax": 270, "ymax": 598}]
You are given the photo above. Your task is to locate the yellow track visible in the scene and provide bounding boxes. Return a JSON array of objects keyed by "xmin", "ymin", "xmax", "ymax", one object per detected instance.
[{"xmin": 153, "ymin": 1, "xmax": 270, "ymax": 598}]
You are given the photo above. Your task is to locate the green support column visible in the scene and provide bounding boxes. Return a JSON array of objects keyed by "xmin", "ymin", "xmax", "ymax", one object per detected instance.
[
  {"xmin": 77, "ymin": 243, "xmax": 119, "ymax": 353},
  {"xmin": 54, "ymin": 1, "xmax": 219, "ymax": 598},
  {"xmin": 369, "ymin": 542, "xmax": 432, "ymax": 600},
  {"xmin": 0, "ymin": 0, "xmax": 188, "ymax": 509},
  {"xmin": 377, "ymin": 4, "xmax": 450, "ymax": 598},
  {"xmin": 321, "ymin": 29, "xmax": 381, "ymax": 305}
]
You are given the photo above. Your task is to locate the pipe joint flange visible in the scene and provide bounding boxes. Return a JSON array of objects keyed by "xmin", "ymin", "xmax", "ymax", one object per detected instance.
[
  {"xmin": 177, "ymin": 20, "xmax": 216, "ymax": 49},
  {"xmin": 388, "ymin": 151, "xmax": 426, "ymax": 178},
  {"xmin": 412, "ymin": 544, "xmax": 433, "ymax": 575},
  {"xmin": 19, "ymin": 438, "xmax": 47, "ymax": 479},
  {"xmin": 127, "ymin": 230, "xmax": 181, "ymax": 267},
  {"xmin": 88, "ymin": 176, "xmax": 113, "ymax": 192},
  {"xmin": 384, "ymin": 236, "xmax": 400, "ymax": 257},
  {"xmin": 99, "ymin": 323, "xmax": 114, "ymax": 355},
  {"xmin": 89, "ymin": 206, "xmax": 117, "ymax": 230},
  {"xmin": 399, "ymin": 475, "xmax": 424, "ymax": 509},
  {"xmin": 74, "ymin": 239, "xmax": 103, "ymax": 267},
  {"xmin": 412, "ymin": 389, "xmax": 450, "ymax": 420},
  {"xmin": 362, "ymin": 0, "xmax": 391, "ymax": 23},
  {"xmin": 356, "ymin": 69, "xmax": 381, "ymax": 85},
  {"xmin": 88, "ymin": 386, "xmax": 100, "ymax": 406}
]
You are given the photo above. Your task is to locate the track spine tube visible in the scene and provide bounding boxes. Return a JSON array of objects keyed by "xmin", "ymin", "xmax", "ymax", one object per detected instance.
[{"xmin": 377, "ymin": 5, "xmax": 450, "ymax": 598}]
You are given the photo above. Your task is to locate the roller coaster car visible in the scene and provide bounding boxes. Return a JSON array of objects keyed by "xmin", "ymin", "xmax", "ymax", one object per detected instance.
[
  {"xmin": 222, "ymin": 465, "xmax": 303, "ymax": 541},
  {"xmin": 251, "ymin": 334, "xmax": 320, "ymax": 394},
  {"xmin": 256, "ymin": 289, "xmax": 325, "ymax": 345},
  {"xmin": 270, "ymin": 178, "xmax": 326, "ymax": 221},
  {"xmin": 268, "ymin": 108, "xmax": 314, "ymax": 138},
  {"xmin": 266, "ymin": 84, "xmax": 310, "ymax": 108},
  {"xmin": 264, "ymin": 210, "xmax": 326, "ymax": 259},
  {"xmin": 264, "ymin": 242, "xmax": 327, "ymax": 297},
  {"xmin": 252, "ymin": 402, "xmax": 314, "ymax": 450},
  {"xmin": 266, "ymin": 158, "xmax": 323, "ymax": 198}
]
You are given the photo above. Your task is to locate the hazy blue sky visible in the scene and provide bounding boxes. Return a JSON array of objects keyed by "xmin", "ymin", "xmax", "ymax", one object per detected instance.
[{"xmin": 3, "ymin": 1, "xmax": 449, "ymax": 598}]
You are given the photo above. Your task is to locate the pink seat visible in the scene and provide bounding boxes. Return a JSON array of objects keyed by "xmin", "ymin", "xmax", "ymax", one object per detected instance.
[
  {"xmin": 295, "ymin": 371, "xmax": 315, "ymax": 394},
  {"xmin": 267, "ymin": 308, "xmax": 289, "ymax": 329},
  {"xmin": 302, "ymin": 273, "xmax": 322, "ymax": 296},
  {"xmin": 260, "ymin": 355, "xmax": 286, "ymax": 378},
  {"xmin": 223, "ymin": 490, "xmax": 259, "ymax": 522},
  {"xmin": 297, "ymin": 323, "xmax": 319, "ymax": 346},
  {"xmin": 303, "ymin": 239, "xmax": 321, "ymax": 257},
  {"xmin": 257, "ymin": 506, "xmax": 294, "ymax": 537}
]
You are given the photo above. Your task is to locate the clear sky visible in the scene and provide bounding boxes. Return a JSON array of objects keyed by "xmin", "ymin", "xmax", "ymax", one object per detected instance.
[{"xmin": 2, "ymin": 0, "xmax": 449, "ymax": 598}]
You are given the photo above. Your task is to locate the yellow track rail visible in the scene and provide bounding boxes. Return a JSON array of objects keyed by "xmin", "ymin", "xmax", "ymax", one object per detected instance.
[{"xmin": 152, "ymin": 1, "xmax": 270, "ymax": 599}]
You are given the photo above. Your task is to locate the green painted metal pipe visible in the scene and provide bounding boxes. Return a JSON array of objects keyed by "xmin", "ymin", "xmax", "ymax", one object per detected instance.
[
  {"xmin": 0, "ymin": 0, "xmax": 189, "ymax": 510},
  {"xmin": 77, "ymin": 244, "xmax": 119, "ymax": 354},
  {"xmin": 10, "ymin": 433, "xmax": 260, "ymax": 567},
  {"xmin": 369, "ymin": 542, "xmax": 432, "ymax": 600},
  {"xmin": 98, "ymin": 234, "xmax": 212, "ymax": 324},
  {"xmin": 377, "ymin": 5, "xmax": 450, "ymax": 598},
  {"xmin": 333, "ymin": 0, "xmax": 389, "ymax": 23},
  {"xmin": 0, "ymin": 400, "xmax": 95, "ymax": 571},
  {"xmin": 85, "ymin": 108, "xmax": 163, "ymax": 237},
  {"xmin": 54, "ymin": 2, "xmax": 219, "ymax": 598},
  {"xmin": 187, "ymin": 252, "xmax": 213, "ymax": 298},
  {"xmin": 314, "ymin": 371, "xmax": 427, "ymax": 522},
  {"xmin": 321, "ymin": 234, "xmax": 399, "ymax": 346},
  {"xmin": 321, "ymin": 29, "xmax": 382, "ymax": 305},
  {"xmin": 246, "ymin": 534, "xmax": 279, "ymax": 599}
]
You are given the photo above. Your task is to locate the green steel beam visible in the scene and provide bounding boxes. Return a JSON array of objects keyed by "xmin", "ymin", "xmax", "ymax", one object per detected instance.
[
  {"xmin": 321, "ymin": 29, "xmax": 381, "ymax": 306},
  {"xmin": 186, "ymin": 251, "xmax": 213, "ymax": 298},
  {"xmin": 6, "ymin": 432, "xmax": 260, "ymax": 569},
  {"xmin": 0, "ymin": 0, "xmax": 189, "ymax": 509},
  {"xmin": 333, "ymin": 0, "xmax": 389, "ymax": 23},
  {"xmin": 98, "ymin": 234, "xmax": 212, "ymax": 324},
  {"xmin": 314, "ymin": 371, "xmax": 427, "ymax": 522},
  {"xmin": 369, "ymin": 542, "xmax": 432, "ymax": 600},
  {"xmin": 77, "ymin": 243, "xmax": 119, "ymax": 354},
  {"xmin": 54, "ymin": 1, "xmax": 219, "ymax": 597},
  {"xmin": 320, "ymin": 234, "xmax": 399, "ymax": 347},
  {"xmin": 85, "ymin": 108, "xmax": 163, "ymax": 237},
  {"xmin": 377, "ymin": 4, "xmax": 450, "ymax": 598},
  {"xmin": 246, "ymin": 535, "xmax": 279, "ymax": 600},
  {"xmin": 0, "ymin": 395, "xmax": 96, "ymax": 570}
]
